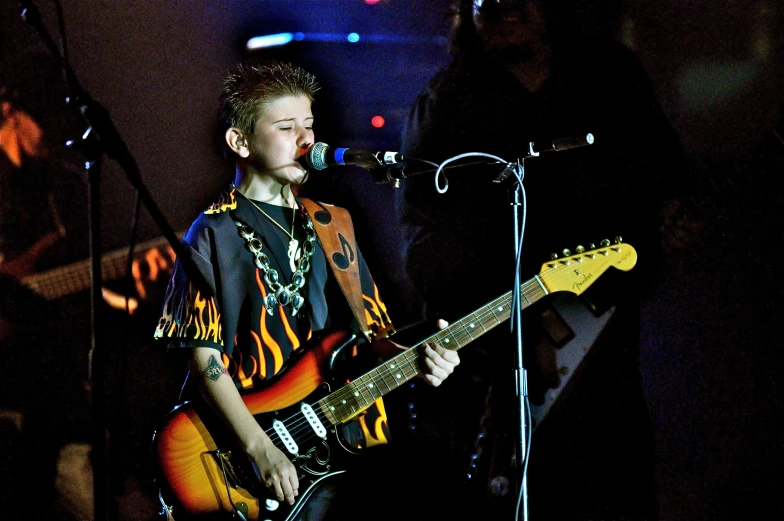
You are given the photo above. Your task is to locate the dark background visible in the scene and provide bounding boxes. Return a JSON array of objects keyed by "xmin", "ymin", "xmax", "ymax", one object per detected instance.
[{"xmin": 2, "ymin": 1, "xmax": 782, "ymax": 520}]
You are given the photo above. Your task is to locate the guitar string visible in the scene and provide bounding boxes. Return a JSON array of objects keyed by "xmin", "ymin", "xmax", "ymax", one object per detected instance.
[
  {"xmin": 266, "ymin": 283, "xmax": 545, "ymax": 445},
  {"xmin": 256, "ymin": 248, "xmax": 629, "ymax": 443},
  {"xmin": 262, "ymin": 270, "xmax": 582, "ymax": 443},
  {"xmin": 234, "ymin": 272, "xmax": 577, "ymax": 489},
  {"xmin": 26, "ymin": 243, "xmax": 168, "ymax": 297},
  {"xmin": 272, "ymin": 286, "xmax": 524, "ymax": 437},
  {"xmin": 235, "ymin": 249, "xmax": 631, "ymax": 461},
  {"xmin": 266, "ymin": 278, "xmax": 556, "ymax": 442}
]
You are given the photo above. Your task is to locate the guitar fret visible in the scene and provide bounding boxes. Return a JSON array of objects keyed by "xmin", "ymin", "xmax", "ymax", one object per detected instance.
[
  {"xmin": 20, "ymin": 233, "xmax": 185, "ymax": 300},
  {"xmin": 456, "ymin": 319, "xmax": 475, "ymax": 342},
  {"xmin": 457, "ymin": 322, "xmax": 475, "ymax": 343},
  {"xmin": 348, "ymin": 379, "xmax": 372, "ymax": 409},
  {"xmin": 487, "ymin": 303, "xmax": 502, "ymax": 323},
  {"xmin": 328, "ymin": 391, "xmax": 357, "ymax": 422},
  {"xmin": 399, "ymin": 351, "xmax": 420, "ymax": 379},
  {"xmin": 360, "ymin": 375, "xmax": 380, "ymax": 403},
  {"xmin": 435, "ymin": 330, "xmax": 459, "ymax": 350},
  {"xmin": 482, "ymin": 308, "xmax": 497, "ymax": 330},
  {"xmin": 330, "ymin": 387, "xmax": 353, "ymax": 416},
  {"xmin": 318, "ymin": 399, "xmax": 338, "ymax": 424},
  {"xmin": 379, "ymin": 363, "xmax": 399, "ymax": 391},
  {"xmin": 372, "ymin": 367, "xmax": 393, "ymax": 394},
  {"xmin": 471, "ymin": 311, "xmax": 488, "ymax": 333},
  {"xmin": 349, "ymin": 382, "xmax": 371, "ymax": 407}
]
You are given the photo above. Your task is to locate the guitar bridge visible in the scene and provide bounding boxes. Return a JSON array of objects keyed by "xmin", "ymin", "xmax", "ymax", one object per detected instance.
[{"xmin": 211, "ymin": 450, "xmax": 243, "ymax": 489}]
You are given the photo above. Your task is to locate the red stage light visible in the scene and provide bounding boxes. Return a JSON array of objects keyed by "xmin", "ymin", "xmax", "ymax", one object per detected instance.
[{"xmin": 371, "ymin": 115, "xmax": 385, "ymax": 128}]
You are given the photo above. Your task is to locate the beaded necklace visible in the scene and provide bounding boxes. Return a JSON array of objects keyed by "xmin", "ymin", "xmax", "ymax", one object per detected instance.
[{"xmin": 232, "ymin": 192, "xmax": 316, "ymax": 316}]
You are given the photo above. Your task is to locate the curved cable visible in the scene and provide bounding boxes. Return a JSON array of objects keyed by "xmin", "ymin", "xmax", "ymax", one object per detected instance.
[{"xmin": 433, "ymin": 152, "xmax": 509, "ymax": 193}]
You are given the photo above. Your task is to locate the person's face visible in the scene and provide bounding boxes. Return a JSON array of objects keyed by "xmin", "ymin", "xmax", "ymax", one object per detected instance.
[
  {"xmin": 475, "ymin": 1, "xmax": 547, "ymax": 63},
  {"xmin": 245, "ymin": 95, "xmax": 314, "ymax": 186}
]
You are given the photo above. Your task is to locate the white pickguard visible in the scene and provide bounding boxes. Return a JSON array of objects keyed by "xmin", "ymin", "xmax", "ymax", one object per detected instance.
[{"xmin": 530, "ymin": 292, "xmax": 615, "ymax": 429}]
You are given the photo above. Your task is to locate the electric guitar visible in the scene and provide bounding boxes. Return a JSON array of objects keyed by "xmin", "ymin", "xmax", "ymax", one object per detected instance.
[
  {"xmin": 152, "ymin": 240, "xmax": 637, "ymax": 521},
  {"xmin": 18, "ymin": 233, "xmax": 183, "ymax": 300}
]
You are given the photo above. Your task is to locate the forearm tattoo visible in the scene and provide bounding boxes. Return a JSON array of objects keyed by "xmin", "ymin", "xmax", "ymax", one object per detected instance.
[{"xmin": 203, "ymin": 355, "xmax": 229, "ymax": 381}]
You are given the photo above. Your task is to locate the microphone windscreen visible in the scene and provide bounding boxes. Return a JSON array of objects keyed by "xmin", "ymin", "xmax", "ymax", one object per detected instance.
[{"xmin": 305, "ymin": 142, "xmax": 329, "ymax": 170}]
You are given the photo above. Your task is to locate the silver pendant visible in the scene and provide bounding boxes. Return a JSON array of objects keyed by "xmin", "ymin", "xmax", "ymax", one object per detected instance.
[
  {"xmin": 263, "ymin": 294, "xmax": 277, "ymax": 316},
  {"xmin": 287, "ymin": 239, "xmax": 300, "ymax": 272}
]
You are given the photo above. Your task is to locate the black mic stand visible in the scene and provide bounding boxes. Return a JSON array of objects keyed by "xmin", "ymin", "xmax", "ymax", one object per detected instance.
[
  {"xmin": 20, "ymin": 4, "xmax": 213, "ymax": 521},
  {"xmin": 501, "ymin": 137, "xmax": 592, "ymax": 520},
  {"xmin": 389, "ymin": 153, "xmax": 533, "ymax": 520}
]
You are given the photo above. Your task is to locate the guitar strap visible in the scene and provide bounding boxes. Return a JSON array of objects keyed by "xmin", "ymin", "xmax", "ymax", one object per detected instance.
[{"xmin": 298, "ymin": 197, "xmax": 383, "ymax": 343}]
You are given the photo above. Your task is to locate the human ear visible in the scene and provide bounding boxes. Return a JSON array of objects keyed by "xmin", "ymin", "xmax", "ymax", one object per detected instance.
[{"xmin": 225, "ymin": 127, "xmax": 249, "ymax": 158}]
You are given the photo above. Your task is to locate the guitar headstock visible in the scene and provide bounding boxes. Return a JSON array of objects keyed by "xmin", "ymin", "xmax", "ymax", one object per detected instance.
[{"xmin": 538, "ymin": 237, "xmax": 637, "ymax": 296}]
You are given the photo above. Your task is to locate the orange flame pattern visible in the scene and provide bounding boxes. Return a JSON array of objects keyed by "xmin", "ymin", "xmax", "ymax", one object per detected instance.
[
  {"xmin": 155, "ymin": 288, "xmax": 222, "ymax": 345},
  {"xmin": 203, "ymin": 188, "xmax": 237, "ymax": 214},
  {"xmin": 357, "ymin": 397, "xmax": 390, "ymax": 447},
  {"xmin": 362, "ymin": 282, "xmax": 394, "ymax": 340}
]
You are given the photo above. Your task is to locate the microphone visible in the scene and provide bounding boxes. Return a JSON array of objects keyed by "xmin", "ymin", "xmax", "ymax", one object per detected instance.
[
  {"xmin": 303, "ymin": 142, "xmax": 405, "ymax": 170},
  {"xmin": 528, "ymin": 133, "xmax": 594, "ymax": 156}
]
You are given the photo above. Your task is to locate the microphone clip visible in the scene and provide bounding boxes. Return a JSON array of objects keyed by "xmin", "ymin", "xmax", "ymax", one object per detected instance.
[{"xmin": 493, "ymin": 161, "xmax": 523, "ymax": 184}]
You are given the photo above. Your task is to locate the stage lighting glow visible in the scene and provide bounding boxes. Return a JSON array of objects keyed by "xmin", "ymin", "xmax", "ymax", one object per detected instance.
[
  {"xmin": 246, "ymin": 33, "xmax": 294, "ymax": 50},
  {"xmin": 246, "ymin": 32, "xmax": 446, "ymax": 51},
  {"xmin": 371, "ymin": 116, "xmax": 385, "ymax": 128}
]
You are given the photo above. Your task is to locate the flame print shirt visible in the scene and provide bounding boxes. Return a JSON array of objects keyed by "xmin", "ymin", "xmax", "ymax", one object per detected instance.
[{"xmin": 154, "ymin": 186, "xmax": 394, "ymax": 447}]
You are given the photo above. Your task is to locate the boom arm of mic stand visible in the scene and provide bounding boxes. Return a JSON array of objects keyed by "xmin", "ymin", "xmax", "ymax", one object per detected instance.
[{"xmin": 367, "ymin": 159, "xmax": 508, "ymax": 187}]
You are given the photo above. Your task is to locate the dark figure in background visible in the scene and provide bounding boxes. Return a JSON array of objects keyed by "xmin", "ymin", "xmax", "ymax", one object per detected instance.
[
  {"xmin": 395, "ymin": 1, "xmax": 693, "ymax": 520},
  {"xmin": 152, "ymin": 61, "xmax": 459, "ymax": 521},
  {"xmin": 0, "ymin": 52, "xmax": 95, "ymax": 521},
  {"xmin": 1, "ymin": 52, "xmax": 177, "ymax": 521}
]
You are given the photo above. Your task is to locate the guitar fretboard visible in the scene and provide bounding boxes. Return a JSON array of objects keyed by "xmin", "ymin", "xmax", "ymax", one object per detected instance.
[
  {"xmin": 20, "ymin": 234, "xmax": 183, "ymax": 300},
  {"xmin": 318, "ymin": 276, "xmax": 549, "ymax": 424}
]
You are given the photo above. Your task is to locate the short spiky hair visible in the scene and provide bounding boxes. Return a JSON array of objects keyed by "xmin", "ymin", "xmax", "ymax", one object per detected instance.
[{"xmin": 218, "ymin": 61, "xmax": 320, "ymax": 137}]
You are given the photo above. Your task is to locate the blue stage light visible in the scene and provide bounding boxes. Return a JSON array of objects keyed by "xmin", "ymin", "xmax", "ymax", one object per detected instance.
[{"xmin": 246, "ymin": 33, "xmax": 294, "ymax": 50}]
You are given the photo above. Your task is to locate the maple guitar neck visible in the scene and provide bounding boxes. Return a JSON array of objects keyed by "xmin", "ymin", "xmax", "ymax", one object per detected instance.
[
  {"xmin": 19, "ymin": 233, "xmax": 185, "ymax": 300},
  {"xmin": 318, "ymin": 241, "xmax": 638, "ymax": 425}
]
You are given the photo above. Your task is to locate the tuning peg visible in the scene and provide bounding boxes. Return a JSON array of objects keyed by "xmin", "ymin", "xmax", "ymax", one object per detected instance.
[
  {"xmin": 562, "ymin": 248, "xmax": 571, "ymax": 257},
  {"xmin": 575, "ymin": 245, "xmax": 585, "ymax": 253},
  {"xmin": 590, "ymin": 243, "xmax": 596, "ymax": 249},
  {"xmin": 614, "ymin": 236, "xmax": 623, "ymax": 244},
  {"xmin": 550, "ymin": 252, "xmax": 559, "ymax": 260},
  {"xmin": 600, "ymin": 239, "xmax": 611, "ymax": 247}
]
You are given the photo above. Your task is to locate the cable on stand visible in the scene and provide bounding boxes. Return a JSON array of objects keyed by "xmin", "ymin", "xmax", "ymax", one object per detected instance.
[{"xmin": 368, "ymin": 133, "xmax": 594, "ymax": 521}]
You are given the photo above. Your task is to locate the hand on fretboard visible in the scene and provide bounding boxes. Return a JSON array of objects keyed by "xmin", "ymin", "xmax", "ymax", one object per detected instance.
[{"xmin": 131, "ymin": 243, "xmax": 176, "ymax": 302}]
